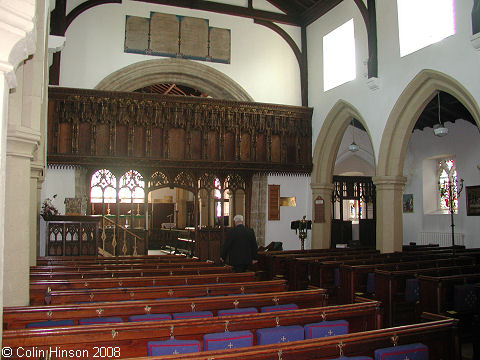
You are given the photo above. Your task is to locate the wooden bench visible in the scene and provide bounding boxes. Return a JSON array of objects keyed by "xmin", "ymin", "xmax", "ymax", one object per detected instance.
[
  {"xmin": 45, "ymin": 280, "xmax": 288, "ymax": 305},
  {"xmin": 3, "ymin": 288, "xmax": 327, "ymax": 329},
  {"xmin": 31, "ymin": 261, "xmax": 214, "ymax": 272},
  {"xmin": 29, "ymin": 265, "xmax": 233, "ymax": 280},
  {"xmin": 36, "ymin": 254, "xmax": 188, "ymax": 266},
  {"xmin": 30, "ymin": 272, "xmax": 257, "ymax": 305},
  {"xmin": 119, "ymin": 313, "xmax": 459, "ymax": 360},
  {"xmin": 2, "ymin": 301, "xmax": 381, "ymax": 359},
  {"xmin": 375, "ymin": 264, "xmax": 480, "ymax": 326}
]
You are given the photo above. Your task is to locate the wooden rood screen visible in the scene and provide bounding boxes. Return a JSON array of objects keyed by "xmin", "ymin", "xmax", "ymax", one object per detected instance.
[{"xmin": 47, "ymin": 87, "xmax": 313, "ymax": 175}]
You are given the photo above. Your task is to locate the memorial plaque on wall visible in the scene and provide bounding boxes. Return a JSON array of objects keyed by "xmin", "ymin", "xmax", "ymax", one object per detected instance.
[
  {"xmin": 124, "ymin": 16, "xmax": 149, "ymax": 53},
  {"xmin": 268, "ymin": 185, "xmax": 280, "ymax": 221},
  {"xmin": 209, "ymin": 27, "xmax": 231, "ymax": 63},
  {"xmin": 150, "ymin": 12, "xmax": 179, "ymax": 56},
  {"xmin": 180, "ymin": 16, "xmax": 209, "ymax": 59},
  {"xmin": 314, "ymin": 196, "xmax": 325, "ymax": 223}
]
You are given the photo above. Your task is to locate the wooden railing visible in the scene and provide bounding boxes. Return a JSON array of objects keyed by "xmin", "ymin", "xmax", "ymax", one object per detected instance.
[{"xmin": 101, "ymin": 216, "xmax": 146, "ymax": 256}]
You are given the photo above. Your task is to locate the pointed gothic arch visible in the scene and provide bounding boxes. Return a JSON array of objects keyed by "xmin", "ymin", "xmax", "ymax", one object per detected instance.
[
  {"xmin": 374, "ymin": 69, "xmax": 480, "ymax": 252},
  {"xmin": 94, "ymin": 58, "xmax": 253, "ymax": 101},
  {"xmin": 311, "ymin": 100, "xmax": 375, "ymax": 249}
]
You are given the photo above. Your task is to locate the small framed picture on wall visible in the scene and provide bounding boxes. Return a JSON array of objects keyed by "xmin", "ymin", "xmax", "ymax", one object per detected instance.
[
  {"xmin": 466, "ymin": 185, "xmax": 480, "ymax": 216},
  {"xmin": 403, "ymin": 194, "xmax": 414, "ymax": 213}
]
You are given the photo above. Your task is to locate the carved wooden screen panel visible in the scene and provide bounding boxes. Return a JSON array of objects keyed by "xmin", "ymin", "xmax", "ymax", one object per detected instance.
[
  {"xmin": 151, "ymin": 128, "xmax": 163, "ymax": 158},
  {"xmin": 169, "ymin": 128, "xmax": 185, "ymax": 159},
  {"xmin": 47, "ymin": 223, "xmax": 64, "ymax": 255},
  {"xmin": 116, "ymin": 125, "xmax": 128, "ymax": 156},
  {"xmin": 223, "ymin": 132, "xmax": 234, "ymax": 161},
  {"xmin": 256, "ymin": 134, "xmax": 265, "ymax": 162},
  {"xmin": 58, "ymin": 123, "xmax": 72, "ymax": 154},
  {"xmin": 134, "ymin": 126, "xmax": 145, "ymax": 157},
  {"xmin": 64, "ymin": 223, "xmax": 81, "ymax": 256},
  {"xmin": 287, "ymin": 137, "xmax": 296, "ymax": 163},
  {"xmin": 79, "ymin": 122, "xmax": 91, "ymax": 155},
  {"xmin": 190, "ymin": 130, "xmax": 202, "ymax": 160},
  {"xmin": 207, "ymin": 131, "xmax": 218, "ymax": 160},
  {"xmin": 271, "ymin": 135, "xmax": 281, "ymax": 163},
  {"xmin": 240, "ymin": 133, "xmax": 250, "ymax": 161},
  {"xmin": 81, "ymin": 223, "xmax": 98, "ymax": 255},
  {"xmin": 95, "ymin": 123, "xmax": 110, "ymax": 156}
]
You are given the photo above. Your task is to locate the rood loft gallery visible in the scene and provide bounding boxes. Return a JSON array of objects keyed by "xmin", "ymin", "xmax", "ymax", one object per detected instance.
[{"xmin": 1, "ymin": 0, "xmax": 480, "ymax": 309}]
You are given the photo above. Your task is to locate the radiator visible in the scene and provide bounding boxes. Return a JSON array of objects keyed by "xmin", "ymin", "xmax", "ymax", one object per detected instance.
[{"xmin": 418, "ymin": 232, "xmax": 464, "ymax": 247}]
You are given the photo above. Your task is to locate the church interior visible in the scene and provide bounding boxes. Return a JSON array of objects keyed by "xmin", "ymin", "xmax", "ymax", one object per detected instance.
[{"xmin": 0, "ymin": 0, "xmax": 479, "ymax": 359}]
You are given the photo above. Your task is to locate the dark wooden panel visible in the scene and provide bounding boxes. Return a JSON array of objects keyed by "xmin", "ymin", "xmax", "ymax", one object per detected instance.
[
  {"xmin": 287, "ymin": 136, "xmax": 296, "ymax": 163},
  {"xmin": 271, "ymin": 135, "xmax": 281, "ymax": 162},
  {"xmin": 151, "ymin": 127, "xmax": 163, "ymax": 158},
  {"xmin": 95, "ymin": 123, "xmax": 109, "ymax": 156},
  {"xmin": 268, "ymin": 184, "xmax": 280, "ymax": 221},
  {"xmin": 78, "ymin": 122, "xmax": 91, "ymax": 155},
  {"xmin": 207, "ymin": 131, "xmax": 218, "ymax": 160},
  {"xmin": 190, "ymin": 130, "xmax": 201, "ymax": 160},
  {"xmin": 115, "ymin": 125, "xmax": 128, "ymax": 156},
  {"xmin": 168, "ymin": 128, "xmax": 185, "ymax": 160},
  {"xmin": 256, "ymin": 133, "xmax": 265, "ymax": 162},
  {"xmin": 223, "ymin": 132, "xmax": 234, "ymax": 161},
  {"xmin": 47, "ymin": 102, "xmax": 56, "ymax": 153},
  {"xmin": 134, "ymin": 125, "xmax": 145, "ymax": 157},
  {"xmin": 240, "ymin": 132, "xmax": 250, "ymax": 161},
  {"xmin": 58, "ymin": 123, "xmax": 72, "ymax": 154}
]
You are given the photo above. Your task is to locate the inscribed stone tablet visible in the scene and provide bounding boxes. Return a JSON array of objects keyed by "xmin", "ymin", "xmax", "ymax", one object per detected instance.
[
  {"xmin": 150, "ymin": 12, "xmax": 179, "ymax": 56},
  {"xmin": 180, "ymin": 16, "xmax": 209, "ymax": 59},
  {"xmin": 125, "ymin": 16, "xmax": 149, "ymax": 53},
  {"xmin": 209, "ymin": 27, "xmax": 231, "ymax": 63}
]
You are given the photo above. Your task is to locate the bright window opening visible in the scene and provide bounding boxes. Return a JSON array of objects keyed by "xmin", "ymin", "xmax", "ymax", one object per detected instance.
[
  {"xmin": 323, "ymin": 19, "xmax": 356, "ymax": 91},
  {"xmin": 397, "ymin": 0, "xmax": 455, "ymax": 57}
]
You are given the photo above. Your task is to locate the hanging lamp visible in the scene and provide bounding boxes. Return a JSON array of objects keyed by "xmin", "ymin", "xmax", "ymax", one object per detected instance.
[
  {"xmin": 433, "ymin": 92, "xmax": 448, "ymax": 137},
  {"xmin": 348, "ymin": 120, "xmax": 359, "ymax": 152}
]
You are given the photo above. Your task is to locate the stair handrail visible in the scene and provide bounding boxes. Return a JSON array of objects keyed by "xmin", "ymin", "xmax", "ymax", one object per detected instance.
[{"xmin": 101, "ymin": 216, "xmax": 140, "ymax": 256}]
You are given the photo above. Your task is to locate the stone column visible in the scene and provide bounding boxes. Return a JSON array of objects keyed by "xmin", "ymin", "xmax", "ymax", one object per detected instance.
[
  {"xmin": 310, "ymin": 182, "xmax": 334, "ymax": 249},
  {"xmin": 372, "ymin": 175, "xmax": 407, "ymax": 253}
]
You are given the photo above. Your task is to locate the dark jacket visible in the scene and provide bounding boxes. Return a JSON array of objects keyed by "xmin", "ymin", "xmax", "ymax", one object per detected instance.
[{"xmin": 221, "ymin": 224, "xmax": 258, "ymax": 266}]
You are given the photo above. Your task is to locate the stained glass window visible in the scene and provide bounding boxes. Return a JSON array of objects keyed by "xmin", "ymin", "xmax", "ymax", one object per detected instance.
[
  {"xmin": 119, "ymin": 170, "xmax": 145, "ymax": 203},
  {"xmin": 438, "ymin": 159, "xmax": 458, "ymax": 213}
]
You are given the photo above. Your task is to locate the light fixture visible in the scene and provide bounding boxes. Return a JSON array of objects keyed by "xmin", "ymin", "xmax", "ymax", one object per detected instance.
[
  {"xmin": 348, "ymin": 120, "xmax": 359, "ymax": 152},
  {"xmin": 433, "ymin": 92, "xmax": 448, "ymax": 137}
]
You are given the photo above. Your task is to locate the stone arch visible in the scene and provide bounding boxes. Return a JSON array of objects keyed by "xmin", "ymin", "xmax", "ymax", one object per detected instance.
[
  {"xmin": 311, "ymin": 100, "xmax": 375, "ymax": 249},
  {"xmin": 374, "ymin": 69, "xmax": 480, "ymax": 252},
  {"xmin": 95, "ymin": 58, "xmax": 253, "ymax": 101}
]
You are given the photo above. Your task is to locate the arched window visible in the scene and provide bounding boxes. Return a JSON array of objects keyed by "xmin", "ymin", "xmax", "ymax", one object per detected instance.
[
  {"xmin": 438, "ymin": 159, "xmax": 458, "ymax": 213},
  {"xmin": 90, "ymin": 169, "xmax": 117, "ymax": 204},
  {"xmin": 119, "ymin": 170, "xmax": 145, "ymax": 204}
]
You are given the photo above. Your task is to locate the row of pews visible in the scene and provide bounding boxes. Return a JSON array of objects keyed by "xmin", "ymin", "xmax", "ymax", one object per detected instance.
[{"xmin": 1, "ymin": 252, "xmax": 466, "ymax": 359}]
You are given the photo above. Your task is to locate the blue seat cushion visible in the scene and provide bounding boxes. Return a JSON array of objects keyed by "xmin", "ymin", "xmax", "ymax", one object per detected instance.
[
  {"xmin": 374, "ymin": 343, "xmax": 428, "ymax": 360},
  {"xmin": 172, "ymin": 311, "xmax": 213, "ymax": 320},
  {"xmin": 217, "ymin": 307, "xmax": 258, "ymax": 316},
  {"xmin": 304, "ymin": 320, "xmax": 349, "ymax": 339},
  {"xmin": 26, "ymin": 319, "xmax": 74, "ymax": 328},
  {"xmin": 256, "ymin": 325, "xmax": 304, "ymax": 345},
  {"xmin": 404, "ymin": 278, "xmax": 419, "ymax": 303},
  {"xmin": 78, "ymin": 317, "xmax": 124, "ymax": 325},
  {"xmin": 147, "ymin": 339, "xmax": 201, "ymax": 356},
  {"xmin": 128, "ymin": 313, "xmax": 171, "ymax": 322},
  {"xmin": 329, "ymin": 357, "xmax": 373, "ymax": 360},
  {"xmin": 203, "ymin": 330, "xmax": 253, "ymax": 350},
  {"xmin": 453, "ymin": 284, "xmax": 478, "ymax": 312},
  {"xmin": 260, "ymin": 303, "xmax": 299, "ymax": 313}
]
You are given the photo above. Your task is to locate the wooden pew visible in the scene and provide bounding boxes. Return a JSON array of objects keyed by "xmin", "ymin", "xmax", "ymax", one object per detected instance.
[
  {"xmin": 3, "ymin": 289, "xmax": 327, "ymax": 329},
  {"xmin": 338, "ymin": 255, "xmax": 475, "ymax": 304},
  {"xmin": 2, "ymin": 301, "xmax": 382, "ymax": 359},
  {"xmin": 120, "ymin": 313, "xmax": 459, "ymax": 360},
  {"xmin": 36, "ymin": 254, "xmax": 188, "ymax": 266},
  {"xmin": 29, "ymin": 265, "xmax": 233, "ymax": 280},
  {"xmin": 30, "ymin": 272, "xmax": 257, "ymax": 305},
  {"xmin": 375, "ymin": 264, "xmax": 480, "ymax": 327},
  {"xmin": 45, "ymin": 280, "xmax": 288, "ymax": 305},
  {"xmin": 31, "ymin": 261, "xmax": 214, "ymax": 272}
]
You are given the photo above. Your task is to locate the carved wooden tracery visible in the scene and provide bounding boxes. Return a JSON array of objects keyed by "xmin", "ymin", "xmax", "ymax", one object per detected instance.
[{"xmin": 47, "ymin": 87, "xmax": 313, "ymax": 175}]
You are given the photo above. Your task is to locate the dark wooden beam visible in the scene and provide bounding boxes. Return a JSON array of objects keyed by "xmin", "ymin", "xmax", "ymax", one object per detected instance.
[
  {"xmin": 353, "ymin": 0, "xmax": 378, "ymax": 78},
  {"xmin": 473, "ymin": 0, "xmax": 480, "ymax": 34},
  {"xmin": 300, "ymin": 0, "xmax": 343, "ymax": 26},
  {"xmin": 133, "ymin": 0, "xmax": 300, "ymax": 25},
  {"xmin": 265, "ymin": 0, "xmax": 301, "ymax": 16},
  {"xmin": 254, "ymin": 20, "xmax": 308, "ymax": 106},
  {"xmin": 66, "ymin": 0, "xmax": 122, "ymax": 30}
]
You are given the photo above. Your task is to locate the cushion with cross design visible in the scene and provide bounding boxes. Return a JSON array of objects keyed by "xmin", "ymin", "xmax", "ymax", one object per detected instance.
[
  {"xmin": 218, "ymin": 307, "xmax": 258, "ymax": 316},
  {"xmin": 78, "ymin": 317, "xmax": 123, "ymax": 325},
  {"xmin": 374, "ymin": 343, "xmax": 428, "ymax": 360},
  {"xmin": 256, "ymin": 325, "xmax": 304, "ymax": 345},
  {"xmin": 304, "ymin": 320, "xmax": 349, "ymax": 339},
  {"xmin": 147, "ymin": 339, "xmax": 201, "ymax": 356},
  {"xmin": 203, "ymin": 330, "xmax": 254, "ymax": 350},
  {"xmin": 128, "ymin": 313, "xmax": 171, "ymax": 322}
]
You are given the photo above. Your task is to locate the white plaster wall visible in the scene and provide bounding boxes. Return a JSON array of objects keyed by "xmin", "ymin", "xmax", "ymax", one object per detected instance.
[
  {"xmin": 265, "ymin": 175, "xmax": 312, "ymax": 250},
  {"xmin": 59, "ymin": 0, "xmax": 301, "ymax": 105},
  {"xmin": 308, "ymin": 0, "xmax": 480, "ymax": 162},
  {"xmin": 402, "ymin": 120, "xmax": 480, "ymax": 248}
]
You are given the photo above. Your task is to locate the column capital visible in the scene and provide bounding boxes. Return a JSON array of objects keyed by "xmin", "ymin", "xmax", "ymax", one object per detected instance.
[
  {"xmin": 372, "ymin": 175, "xmax": 407, "ymax": 189},
  {"xmin": 0, "ymin": 0, "xmax": 36, "ymax": 88},
  {"xmin": 310, "ymin": 182, "xmax": 334, "ymax": 192}
]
